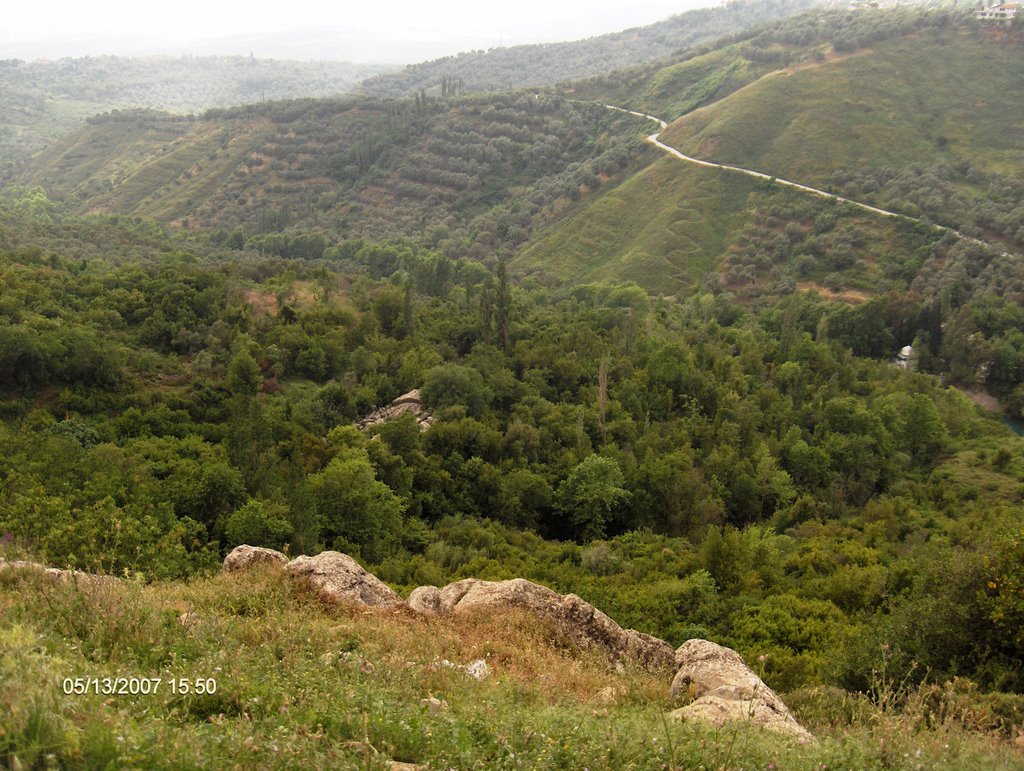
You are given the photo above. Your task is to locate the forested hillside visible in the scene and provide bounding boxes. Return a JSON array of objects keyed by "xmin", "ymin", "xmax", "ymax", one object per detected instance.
[
  {"xmin": 559, "ymin": 5, "xmax": 964, "ymax": 121},
  {"xmin": 520, "ymin": 7, "xmax": 1024, "ymax": 407},
  {"xmin": 661, "ymin": 18, "xmax": 1024, "ymax": 232},
  {"xmin": 14, "ymin": 8, "xmax": 1024, "ymax": 410},
  {"xmin": 17, "ymin": 94, "xmax": 653, "ymax": 253},
  {"xmin": 0, "ymin": 0, "xmax": 823, "ymax": 176},
  {"xmin": 0, "ymin": 56, "xmax": 394, "ymax": 172},
  {"xmin": 4, "ymin": 6, "xmax": 1024, "ymax": 766},
  {"xmin": 1, "ymin": 188, "xmax": 1023, "ymax": 698},
  {"xmin": 358, "ymin": 0, "xmax": 822, "ymax": 97}
]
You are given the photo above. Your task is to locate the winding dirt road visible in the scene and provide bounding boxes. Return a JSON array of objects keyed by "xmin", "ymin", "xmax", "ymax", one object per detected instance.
[{"xmin": 605, "ymin": 104, "xmax": 1015, "ymax": 258}]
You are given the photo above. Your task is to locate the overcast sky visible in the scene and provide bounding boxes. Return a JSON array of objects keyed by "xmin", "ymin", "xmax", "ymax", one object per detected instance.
[{"xmin": 1, "ymin": 0, "xmax": 720, "ymax": 62}]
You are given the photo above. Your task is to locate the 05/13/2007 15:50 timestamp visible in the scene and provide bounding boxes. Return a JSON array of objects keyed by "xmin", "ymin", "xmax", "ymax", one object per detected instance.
[{"xmin": 61, "ymin": 677, "xmax": 217, "ymax": 696}]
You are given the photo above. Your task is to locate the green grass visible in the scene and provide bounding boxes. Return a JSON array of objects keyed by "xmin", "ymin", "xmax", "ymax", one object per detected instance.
[
  {"xmin": 634, "ymin": 47, "xmax": 778, "ymax": 121},
  {"xmin": 663, "ymin": 27, "xmax": 1024, "ymax": 182},
  {"xmin": 514, "ymin": 158, "xmax": 758, "ymax": 294},
  {"xmin": 3, "ymin": 562, "xmax": 1023, "ymax": 769}
]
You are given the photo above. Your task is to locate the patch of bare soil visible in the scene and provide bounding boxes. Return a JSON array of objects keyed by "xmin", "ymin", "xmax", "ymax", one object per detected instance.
[
  {"xmin": 244, "ymin": 289, "xmax": 278, "ymax": 317},
  {"xmin": 960, "ymin": 388, "xmax": 1004, "ymax": 413}
]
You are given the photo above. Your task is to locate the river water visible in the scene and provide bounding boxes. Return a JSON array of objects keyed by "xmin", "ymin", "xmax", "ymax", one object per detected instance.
[{"xmin": 1004, "ymin": 417, "xmax": 1024, "ymax": 436}]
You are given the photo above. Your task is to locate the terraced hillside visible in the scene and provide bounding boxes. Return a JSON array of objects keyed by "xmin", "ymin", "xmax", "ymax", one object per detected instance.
[
  {"xmin": 515, "ymin": 157, "xmax": 757, "ymax": 294},
  {"xmin": 514, "ymin": 155, "xmax": 935, "ymax": 297},
  {"xmin": 16, "ymin": 8, "xmax": 1024, "ymax": 298},
  {"xmin": 18, "ymin": 95, "xmax": 652, "ymax": 254},
  {"xmin": 0, "ymin": 0, "xmax": 824, "ymax": 175},
  {"xmin": 557, "ymin": 5, "xmax": 955, "ymax": 121},
  {"xmin": 0, "ymin": 56, "xmax": 394, "ymax": 172}
]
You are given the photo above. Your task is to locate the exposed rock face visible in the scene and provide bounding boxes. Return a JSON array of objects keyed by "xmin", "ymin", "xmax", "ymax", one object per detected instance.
[
  {"xmin": 357, "ymin": 389, "xmax": 436, "ymax": 432},
  {"xmin": 409, "ymin": 577, "xmax": 675, "ymax": 671},
  {"xmin": 669, "ymin": 639, "xmax": 814, "ymax": 741},
  {"xmin": 222, "ymin": 545, "xmax": 288, "ymax": 572},
  {"xmin": 285, "ymin": 551, "xmax": 404, "ymax": 608}
]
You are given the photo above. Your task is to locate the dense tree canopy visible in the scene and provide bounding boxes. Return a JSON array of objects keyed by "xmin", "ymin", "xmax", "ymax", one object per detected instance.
[{"xmin": 0, "ymin": 194, "xmax": 1021, "ymax": 698}]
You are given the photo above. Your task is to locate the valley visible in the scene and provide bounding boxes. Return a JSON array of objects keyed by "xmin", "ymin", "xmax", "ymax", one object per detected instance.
[{"xmin": 2, "ymin": 2, "xmax": 1024, "ymax": 768}]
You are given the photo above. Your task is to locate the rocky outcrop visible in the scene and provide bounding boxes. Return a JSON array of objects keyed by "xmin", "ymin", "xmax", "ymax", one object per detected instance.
[
  {"xmin": 6, "ymin": 548, "xmax": 809, "ymax": 743},
  {"xmin": 357, "ymin": 389, "xmax": 436, "ymax": 432},
  {"xmin": 408, "ymin": 577, "xmax": 675, "ymax": 671},
  {"xmin": 0, "ymin": 558, "xmax": 115, "ymax": 587},
  {"xmin": 285, "ymin": 551, "xmax": 404, "ymax": 608},
  {"xmin": 669, "ymin": 639, "xmax": 814, "ymax": 742},
  {"xmin": 222, "ymin": 545, "xmax": 288, "ymax": 572}
]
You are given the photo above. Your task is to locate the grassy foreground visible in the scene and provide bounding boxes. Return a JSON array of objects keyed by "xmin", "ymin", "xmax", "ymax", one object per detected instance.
[{"xmin": 2, "ymin": 562, "xmax": 1022, "ymax": 770}]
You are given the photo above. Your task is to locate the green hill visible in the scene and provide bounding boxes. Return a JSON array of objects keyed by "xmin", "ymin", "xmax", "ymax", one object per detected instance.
[
  {"xmin": 0, "ymin": 0, "xmax": 822, "ymax": 175},
  {"xmin": 520, "ymin": 9, "xmax": 1024, "ymax": 293},
  {"xmin": 513, "ymin": 156, "xmax": 935, "ymax": 298},
  {"xmin": 0, "ymin": 56, "xmax": 394, "ymax": 173},
  {"xmin": 13, "ymin": 8, "xmax": 1024, "ymax": 296},
  {"xmin": 17, "ymin": 95, "xmax": 650, "ymax": 255},
  {"xmin": 515, "ymin": 158, "xmax": 757, "ymax": 294},
  {"xmin": 662, "ymin": 24, "xmax": 1024, "ymax": 182},
  {"xmin": 358, "ymin": 0, "xmax": 823, "ymax": 98},
  {"xmin": 556, "ymin": 5, "xmax": 956, "ymax": 121}
]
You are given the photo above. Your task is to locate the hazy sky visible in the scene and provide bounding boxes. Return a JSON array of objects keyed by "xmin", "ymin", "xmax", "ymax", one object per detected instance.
[{"xmin": 1, "ymin": 0, "xmax": 718, "ymax": 62}]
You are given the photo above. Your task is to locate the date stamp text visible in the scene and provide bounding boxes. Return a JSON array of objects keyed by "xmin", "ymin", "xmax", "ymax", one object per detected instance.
[{"xmin": 62, "ymin": 677, "xmax": 217, "ymax": 696}]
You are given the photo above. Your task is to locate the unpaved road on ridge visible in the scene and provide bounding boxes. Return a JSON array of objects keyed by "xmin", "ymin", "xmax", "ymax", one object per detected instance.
[{"xmin": 605, "ymin": 104, "xmax": 1015, "ymax": 259}]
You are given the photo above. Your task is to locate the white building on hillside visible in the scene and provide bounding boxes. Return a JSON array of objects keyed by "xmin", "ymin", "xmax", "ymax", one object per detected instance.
[
  {"xmin": 976, "ymin": 2, "xmax": 1019, "ymax": 23},
  {"xmin": 896, "ymin": 345, "xmax": 914, "ymax": 371}
]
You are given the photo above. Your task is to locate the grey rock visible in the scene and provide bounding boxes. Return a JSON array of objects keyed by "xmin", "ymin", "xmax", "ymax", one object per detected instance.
[
  {"xmin": 407, "ymin": 585, "xmax": 443, "ymax": 614},
  {"xmin": 222, "ymin": 545, "xmax": 288, "ymax": 572},
  {"xmin": 285, "ymin": 551, "xmax": 404, "ymax": 608},
  {"xmin": 357, "ymin": 389, "xmax": 435, "ymax": 432},
  {"xmin": 409, "ymin": 576, "xmax": 674, "ymax": 671},
  {"xmin": 669, "ymin": 639, "xmax": 814, "ymax": 741},
  {"xmin": 420, "ymin": 696, "xmax": 448, "ymax": 715}
]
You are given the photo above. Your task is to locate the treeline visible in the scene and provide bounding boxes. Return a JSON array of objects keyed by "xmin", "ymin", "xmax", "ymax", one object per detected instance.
[
  {"xmin": 720, "ymin": 4, "xmax": 964, "ymax": 58},
  {"xmin": 223, "ymin": 93, "xmax": 647, "ymax": 251},
  {"xmin": 709, "ymin": 186, "xmax": 1024, "ymax": 410},
  {"xmin": 358, "ymin": 0, "xmax": 823, "ymax": 98},
  {"xmin": 0, "ymin": 55, "xmax": 393, "ymax": 172},
  {"xmin": 562, "ymin": 5, "xmax": 970, "ymax": 122},
  {"xmin": 1, "ymin": 205, "xmax": 1023, "ymax": 696},
  {"xmin": 829, "ymin": 161, "xmax": 1024, "ymax": 248}
]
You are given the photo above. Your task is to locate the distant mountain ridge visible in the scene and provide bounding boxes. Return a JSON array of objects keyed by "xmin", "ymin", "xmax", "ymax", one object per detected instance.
[
  {"xmin": 358, "ymin": 0, "xmax": 824, "ymax": 97},
  {"xmin": 0, "ymin": 56, "xmax": 395, "ymax": 173},
  {"xmin": 14, "ymin": 4, "xmax": 1024, "ymax": 304}
]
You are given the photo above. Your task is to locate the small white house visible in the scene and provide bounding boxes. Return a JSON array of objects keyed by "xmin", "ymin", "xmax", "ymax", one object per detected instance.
[
  {"xmin": 976, "ymin": 2, "xmax": 1019, "ymax": 23},
  {"xmin": 896, "ymin": 345, "xmax": 913, "ymax": 370}
]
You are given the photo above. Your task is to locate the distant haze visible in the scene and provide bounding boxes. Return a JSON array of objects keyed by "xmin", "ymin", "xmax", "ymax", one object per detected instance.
[{"xmin": 1, "ymin": 0, "xmax": 720, "ymax": 62}]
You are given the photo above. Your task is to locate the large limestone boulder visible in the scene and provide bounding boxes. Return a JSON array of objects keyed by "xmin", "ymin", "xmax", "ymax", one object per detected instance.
[
  {"xmin": 222, "ymin": 545, "xmax": 288, "ymax": 572},
  {"xmin": 407, "ymin": 585, "xmax": 444, "ymax": 614},
  {"xmin": 357, "ymin": 389, "xmax": 436, "ymax": 432},
  {"xmin": 285, "ymin": 551, "xmax": 404, "ymax": 608},
  {"xmin": 408, "ymin": 577, "xmax": 674, "ymax": 671},
  {"xmin": 669, "ymin": 639, "xmax": 814, "ymax": 741}
]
